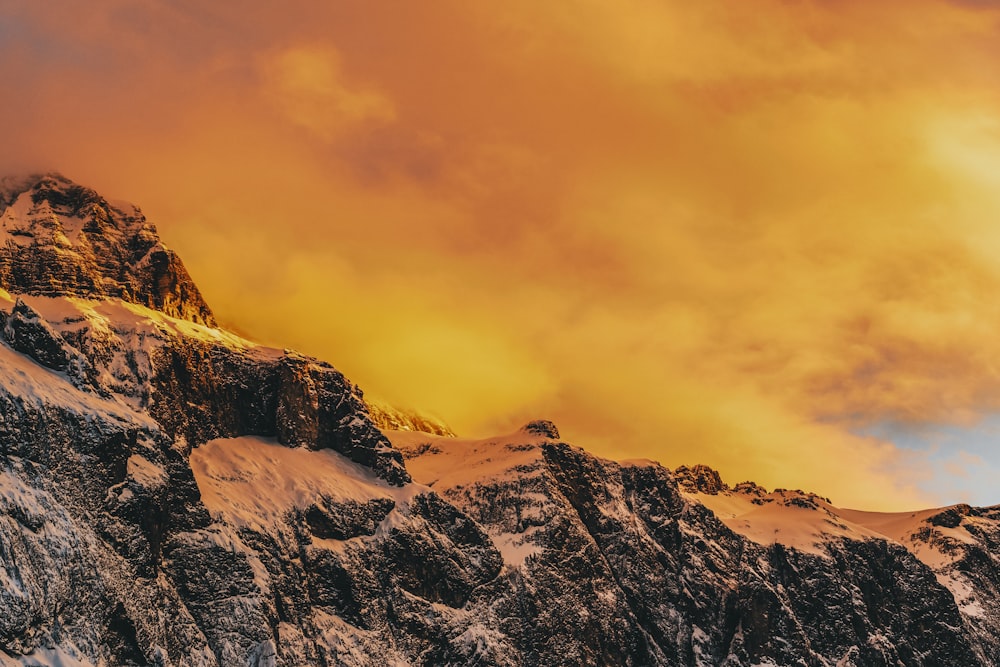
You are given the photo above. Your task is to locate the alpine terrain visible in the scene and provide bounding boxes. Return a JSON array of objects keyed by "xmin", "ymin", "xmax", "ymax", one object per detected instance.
[{"xmin": 0, "ymin": 173, "xmax": 998, "ymax": 667}]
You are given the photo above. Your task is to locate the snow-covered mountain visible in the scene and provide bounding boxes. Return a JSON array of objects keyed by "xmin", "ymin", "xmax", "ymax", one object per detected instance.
[{"xmin": 0, "ymin": 174, "xmax": 998, "ymax": 666}]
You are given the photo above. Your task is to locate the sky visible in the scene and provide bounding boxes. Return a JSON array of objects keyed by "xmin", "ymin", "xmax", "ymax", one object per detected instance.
[{"xmin": 2, "ymin": 0, "xmax": 1000, "ymax": 509}]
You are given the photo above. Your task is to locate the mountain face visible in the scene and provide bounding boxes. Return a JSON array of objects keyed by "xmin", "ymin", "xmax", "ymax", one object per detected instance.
[
  {"xmin": 0, "ymin": 174, "xmax": 214, "ymax": 326},
  {"xmin": 0, "ymin": 175, "xmax": 998, "ymax": 667}
]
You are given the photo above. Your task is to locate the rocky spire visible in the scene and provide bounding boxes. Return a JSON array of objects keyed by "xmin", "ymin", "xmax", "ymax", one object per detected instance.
[{"xmin": 0, "ymin": 173, "xmax": 215, "ymax": 326}]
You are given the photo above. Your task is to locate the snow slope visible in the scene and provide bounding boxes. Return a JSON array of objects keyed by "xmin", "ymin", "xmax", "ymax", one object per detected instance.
[
  {"xmin": 390, "ymin": 427, "xmax": 551, "ymax": 490},
  {"xmin": 191, "ymin": 436, "xmax": 420, "ymax": 536}
]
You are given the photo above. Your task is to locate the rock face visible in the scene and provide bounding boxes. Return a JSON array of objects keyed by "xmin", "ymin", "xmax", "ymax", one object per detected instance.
[
  {"xmin": 0, "ymin": 175, "xmax": 999, "ymax": 666},
  {"xmin": 0, "ymin": 173, "xmax": 214, "ymax": 325},
  {"xmin": 399, "ymin": 430, "xmax": 998, "ymax": 667}
]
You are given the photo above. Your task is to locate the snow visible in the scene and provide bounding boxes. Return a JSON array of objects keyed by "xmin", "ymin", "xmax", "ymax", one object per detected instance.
[
  {"xmin": 837, "ymin": 507, "xmax": 963, "ymax": 543},
  {"xmin": 0, "ymin": 191, "xmax": 89, "ymax": 248},
  {"xmin": 388, "ymin": 428, "xmax": 548, "ymax": 489},
  {"xmin": 491, "ymin": 528, "xmax": 543, "ymax": 566},
  {"xmin": 190, "ymin": 436, "xmax": 420, "ymax": 535},
  {"xmin": 0, "ymin": 292, "xmax": 283, "ymax": 416},
  {"xmin": 0, "ymin": 335, "xmax": 153, "ymax": 427},
  {"xmin": 689, "ymin": 487, "xmax": 986, "ymax": 569},
  {"xmin": 940, "ymin": 573, "xmax": 986, "ymax": 618},
  {"xmin": 312, "ymin": 610, "xmax": 412, "ymax": 667},
  {"xmin": 0, "ymin": 291, "xmax": 281, "ymax": 366},
  {"xmin": 126, "ymin": 454, "xmax": 168, "ymax": 488},
  {"xmin": 389, "ymin": 429, "xmax": 555, "ymax": 567},
  {"xmin": 688, "ymin": 490, "xmax": 888, "ymax": 557},
  {"xmin": 13, "ymin": 294, "xmax": 271, "ymax": 355},
  {"xmin": 0, "ymin": 191, "xmax": 42, "ymax": 247},
  {"xmin": 0, "ymin": 646, "xmax": 96, "ymax": 667}
]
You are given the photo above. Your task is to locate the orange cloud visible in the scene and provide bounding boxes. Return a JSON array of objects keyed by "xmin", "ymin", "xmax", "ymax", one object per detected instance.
[
  {"xmin": 258, "ymin": 45, "xmax": 394, "ymax": 140},
  {"xmin": 3, "ymin": 0, "xmax": 1000, "ymax": 508}
]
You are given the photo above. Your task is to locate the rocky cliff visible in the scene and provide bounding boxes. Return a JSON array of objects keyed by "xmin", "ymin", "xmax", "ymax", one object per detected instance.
[
  {"xmin": 0, "ymin": 175, "xmax": 998, "ymax": 667},
  {"xmin": 0, "ymin": 173, "xmax": 214, "ymax": 326}
]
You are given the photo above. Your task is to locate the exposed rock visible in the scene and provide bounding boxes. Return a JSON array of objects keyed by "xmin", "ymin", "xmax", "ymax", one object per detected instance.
[
  {"xmin": 0, "ymin": 173, "xmax": 214, "ymax": 325},
  {"xmin": 673, "ymin": 463, "xmax": 728, "ymax": 494},
  {"xmin": 2, "ymin": 298, "xmax": 77, "ymax": 372},
  {"xmin": 275, "ymin": 355, "xmax": 409, "ymax": 485},
  {"xmin": 928, "ymin": 503, "xmax": 973, "ymax": 528},
  {"xmin": 301, "ymin": 497, "xmax": 396, "ymax": 541},
  {"xmin": 521, "ymin": 419, "xmax": 560, "ymax": 439},
  {"xmin": 732, "ymin": 480, "xmax": 769, "ymax": 500}
]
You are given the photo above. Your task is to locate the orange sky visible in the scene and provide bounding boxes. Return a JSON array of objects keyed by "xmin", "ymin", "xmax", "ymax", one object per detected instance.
[{"xmin": 4, "ymin": 0, "xmax": 1000, "ymax": 509}]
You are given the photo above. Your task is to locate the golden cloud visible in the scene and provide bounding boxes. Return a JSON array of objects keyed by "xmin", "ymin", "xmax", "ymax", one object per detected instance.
[
  {"xmin": 3, "ymin": 0, "xmax": 1000, "ymax": 508},
  {"xmin": 259, "ymin": 45, "xmax": 395, "ymax": 140}
]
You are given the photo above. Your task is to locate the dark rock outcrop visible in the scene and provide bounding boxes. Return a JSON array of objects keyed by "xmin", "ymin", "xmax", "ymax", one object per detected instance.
[
  {"xmin": 521, "ymin": 419, "xmax": 560, "ymax": 439},
  {"xmin": 2, "ymin": 298, "xmax": 74, "ymax": 371},
  {"xmin": 673, "ymin": 463, "xmax": 727, "ymax": 494}
]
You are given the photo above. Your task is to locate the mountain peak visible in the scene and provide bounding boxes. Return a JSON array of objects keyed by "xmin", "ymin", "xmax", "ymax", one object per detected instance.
[
  {"xmin": 0, "ymin": 173, "xmax": 215, "ymax": 326},
  {"xmin": 673, "ymin": 463, "xmax": 728, "ymax": 494},
  {"xmin": 520, "ymin": 419, "xmax": 560, "ymax": 439},
  {"xmin": 0, "ymin": 172, "xmax": 84, "ymax": 210}
]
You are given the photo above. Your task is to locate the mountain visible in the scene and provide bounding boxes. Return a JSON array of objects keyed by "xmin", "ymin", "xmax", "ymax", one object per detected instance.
[
  {"xmin": 0, "ymin": 173, "xmax": 213, "ymax": 326},
  {"xmin": 0, "ymin": 174, "xmax": 998, "ymax": 666}
]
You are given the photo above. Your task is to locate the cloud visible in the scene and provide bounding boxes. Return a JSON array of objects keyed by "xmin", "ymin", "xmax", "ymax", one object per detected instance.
[
  {"xmin": 258, "ymin": 45, "xmax": 395, "ymax": 140},
  {"xmin": 2, "ymin": 0, "xmax": 1000, "ymax": 509}
]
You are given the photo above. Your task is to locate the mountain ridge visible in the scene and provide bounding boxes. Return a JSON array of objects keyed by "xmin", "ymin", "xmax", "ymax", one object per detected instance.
[{"xmin": 0, "ymin": 175, "xmax": 998, "ymax": 666}]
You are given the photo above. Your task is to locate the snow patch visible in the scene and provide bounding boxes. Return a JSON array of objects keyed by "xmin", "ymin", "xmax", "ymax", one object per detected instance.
[
  {"xmin": 491, "ymin": 528, "xmax": 543, "ymax": 567},
  {"xmin": 687, "ymin": 490, "xmax": 888, "ymax": 557},
  {"xmin": 190, "ymin": 436, "xmax": 422, "ymax": 535},
  {"xmin": 126, "ymin": 454, "xmax": 168, "ymax": 488},
  {"xmin": 0, "ymin": 338, "xmax": 152, "ymax": 427},
  {"xmin": 389, "ymin": 429, "xmax": 547, "ymax": 489},
  {"xmin": 0, "ymin": 646, "xmax": 96, "ymax": 667}
]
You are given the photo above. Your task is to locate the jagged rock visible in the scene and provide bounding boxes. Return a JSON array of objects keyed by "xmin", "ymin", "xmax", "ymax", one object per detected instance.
[
  {"xmin": 521, "ymin": 419, "xmax": 560, "ymax": 439},
  {"xmin": 2, "ymin": 298, "xmax": 72, "ymax": 371},
  {"xmin": 928, "ymin": 503, "xmax": 973, "ymax": 528},
  {"xmin": 673, "ymin": 463, "xmax": 728, "ymax": 494},
  {"xmin": 732, "ymin": 480, "xmax": 769, "ymax": 499},
  {"xmin": 301, "ymin": 497, "xmax": 395, "ymax": 541},
  {"xmin": 275, "ymin": 356, "xmax": 409, "ymax": 485}
]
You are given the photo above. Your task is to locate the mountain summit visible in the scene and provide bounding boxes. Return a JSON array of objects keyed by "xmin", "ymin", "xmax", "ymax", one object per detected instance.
[
  {"xmin": 1, "ymin": 176, "xmax": 1000, "ymax": 666},
  {"xmin": 0, "ymin": 173, "xmax": 214, "ymax": 325}
]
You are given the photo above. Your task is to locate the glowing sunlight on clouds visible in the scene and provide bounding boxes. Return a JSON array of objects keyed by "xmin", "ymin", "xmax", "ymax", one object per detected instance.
[
  {"xmin": 4, "ymin": 0, "xmax": 1000, "ymax": 509},
  {"xmin": 259, "ymin": 45, "xmax": 395, "ymax": 140}
]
